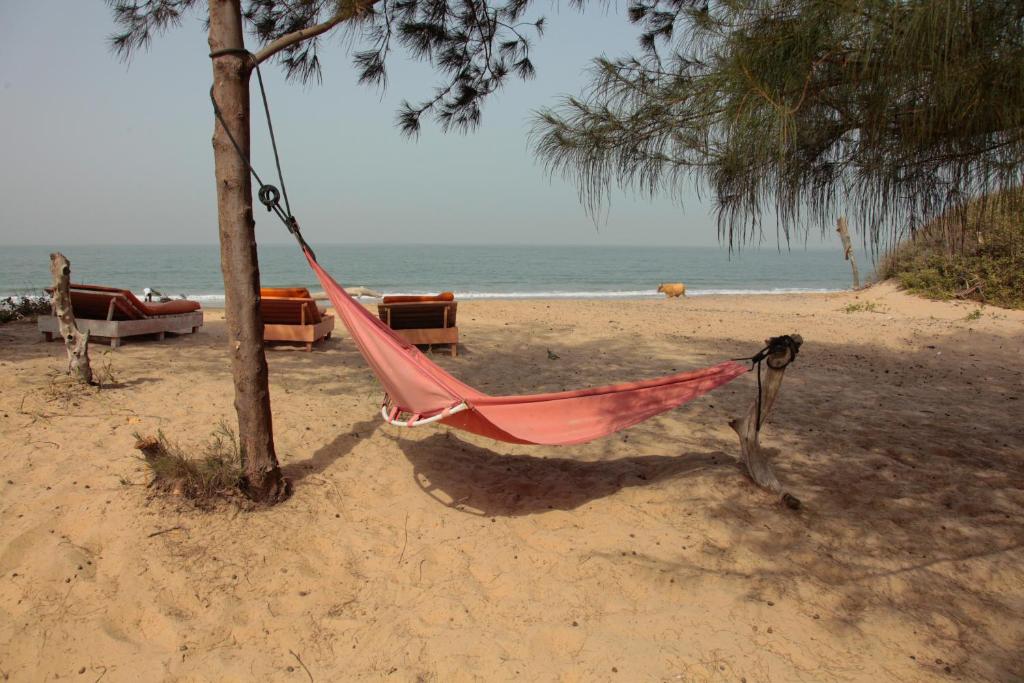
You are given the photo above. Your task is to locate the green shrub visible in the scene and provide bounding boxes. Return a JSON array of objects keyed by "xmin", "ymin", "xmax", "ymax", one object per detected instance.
[
  {"xmin": 0, "ymin": 295, "xmax": 51, "ymax": 324},
  {"xmin": 878, "ymin": 190, "xmax": 1024, "ymax": 309}
]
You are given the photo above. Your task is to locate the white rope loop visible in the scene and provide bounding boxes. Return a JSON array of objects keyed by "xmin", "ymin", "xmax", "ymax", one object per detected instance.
[{"xmin": 380, "ymin": 401, "xmax": 469, "ymax": 427}]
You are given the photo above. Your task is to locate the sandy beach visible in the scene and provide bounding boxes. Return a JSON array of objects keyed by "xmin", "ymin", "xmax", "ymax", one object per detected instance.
[{"xmin": 1, "ymin": 283, "xmax": 1022, "ymax": 682}]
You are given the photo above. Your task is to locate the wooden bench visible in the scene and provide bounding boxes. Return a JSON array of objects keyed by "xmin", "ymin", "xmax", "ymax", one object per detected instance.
[
  {"xmin": 38, "ymin": 285, "xmax": 203, "ymax": 348},
  {"xmin": 378, "ymin": 300, "xmax": 459, "ymax": 356},
  {"xmin": 261, "ymin": 296, "xmax": 335, "ymax": 352}
]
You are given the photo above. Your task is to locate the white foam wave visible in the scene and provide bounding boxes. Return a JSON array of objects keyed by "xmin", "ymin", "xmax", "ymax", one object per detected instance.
[
  {"xmin": 453, "ymin": 290, "xmax": 658, "ymax": 299},
  {"xmin": 370, "ymin": 287, "xmax": 844, "ymax": 300},
  {"xmin": 687, "ymin": 287, "xmax": 844, "ymax": 296},
  {"xmin": 9, "ymin": 287, "xmax": 843, "ymax": 305}
]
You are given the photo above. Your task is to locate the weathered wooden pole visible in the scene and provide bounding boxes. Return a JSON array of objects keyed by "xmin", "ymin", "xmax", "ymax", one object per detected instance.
[
  {"xmin": 209, "ymin": 0, "xmax": 289, "ymax": 503},
  {"xmin": 49, "ymin": 253, "xmax": 93, "ymax": 385},
  {"xmin": 730, "ymin": 334, "xmax": 802, "ymax": 508},
  {"xmin": 836, "ymin": 217, "xmax": 860, "ymax": 289}
]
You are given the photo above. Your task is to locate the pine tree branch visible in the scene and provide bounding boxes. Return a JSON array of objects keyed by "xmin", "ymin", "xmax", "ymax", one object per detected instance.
[{"xmin": 252, "ymin": 0, "xmax": 382, "ymax": 65}]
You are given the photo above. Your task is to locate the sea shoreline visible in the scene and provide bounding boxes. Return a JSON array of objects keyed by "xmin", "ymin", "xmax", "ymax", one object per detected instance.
[{"xmin": 174, "ymin": 287, "xmax": 853, "ymax": 310}]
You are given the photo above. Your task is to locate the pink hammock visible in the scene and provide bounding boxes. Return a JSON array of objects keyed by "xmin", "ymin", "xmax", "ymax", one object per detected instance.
[{"xmin": 305, "ymin": 251, "xmax": 749, "ymax": 445}]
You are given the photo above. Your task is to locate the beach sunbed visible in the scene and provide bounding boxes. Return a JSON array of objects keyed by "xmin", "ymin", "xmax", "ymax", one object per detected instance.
[
  {"xmin": 260, "ymin": 289, "xmax": 334, "ymax": 351},
  {"xmin": 38, "ymin": 283, "xmax": 203, "ymax": 348},
  {"xmin": 377, "ymin": 293, "xmax": 459, "ymax": 357}
]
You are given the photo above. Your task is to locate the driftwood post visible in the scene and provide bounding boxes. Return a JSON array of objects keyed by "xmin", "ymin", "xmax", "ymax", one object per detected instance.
[
  {"xmin": 49, "ymin": 252, "xmax": 93, "ymax": 385},
  {"xmin": 730, "ymin": 334, "xmax": 802, "ymax": 508},
  {"xmin": 836, "ymin": 217, "xmax": 860, "ymax": 289}
]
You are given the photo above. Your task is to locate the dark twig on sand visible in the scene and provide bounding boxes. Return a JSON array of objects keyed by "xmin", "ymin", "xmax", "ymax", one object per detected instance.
[
  {"xmin": 289, "ymin": 649, "xmax": 314, "ymax": 682},
  {"xmin": 147, "ymin": 526, "xmax": 185, "ymax": 538},
  {"xmin": 398, "ymin": 512, "xmax": 410, "ymax": 565}
]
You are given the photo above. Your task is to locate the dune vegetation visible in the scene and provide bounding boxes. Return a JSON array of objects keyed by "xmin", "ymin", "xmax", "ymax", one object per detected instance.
[{"xmin": 879, "ymin": 190, "xmax": 1024, "ymax": 309}]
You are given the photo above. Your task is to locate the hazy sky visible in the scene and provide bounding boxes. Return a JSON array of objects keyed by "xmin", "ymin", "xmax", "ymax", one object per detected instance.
[{"xmin": 0, "ymin": 1, "xmax": 834, "ymax": 248}]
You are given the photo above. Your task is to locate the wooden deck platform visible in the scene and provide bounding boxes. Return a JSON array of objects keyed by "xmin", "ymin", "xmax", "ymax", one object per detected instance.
[{"xmin": 38, "ymin": 311, "xmax": 204, "ymax": 349}]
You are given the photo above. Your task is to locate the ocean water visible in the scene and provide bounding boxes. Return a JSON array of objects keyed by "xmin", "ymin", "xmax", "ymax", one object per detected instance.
[{"xmin": 1, "ymin": 244, "xmax": 869, "ymax": 303}]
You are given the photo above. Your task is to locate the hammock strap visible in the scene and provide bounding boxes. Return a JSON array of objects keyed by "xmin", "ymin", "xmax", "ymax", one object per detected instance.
[
  {"xmin": 732, "ymin": 334, "xmax": 801, "ymax": 433},
  {"xmin": 208, "ymin": 48, "xmax": 315, "ymax": 260}
]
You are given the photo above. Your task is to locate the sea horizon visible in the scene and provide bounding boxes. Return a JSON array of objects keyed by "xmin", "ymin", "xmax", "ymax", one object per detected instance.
[
  {"xmin": 1, "ymin": 243, "xmax": 871, "ymax": 302},
  {"xmin": 2, "ymin": 240, "xmax": 856, "ymax": 250}
]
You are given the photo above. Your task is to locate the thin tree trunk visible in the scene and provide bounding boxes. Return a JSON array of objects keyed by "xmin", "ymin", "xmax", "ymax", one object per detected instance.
[
  {"xmin": 730, "ymin": 335, "xmax": 802, "ymax": 509},
  {"xmin": 836, "ymin": 216, "xmax": 860, "ymax": 289},
  {"xmin": 49, "ymin": 252, "xmax": 93, "ymax": 385},
  {"xmin": 208, "ymin": 0, "xmax": 289, "ymax": 503}
]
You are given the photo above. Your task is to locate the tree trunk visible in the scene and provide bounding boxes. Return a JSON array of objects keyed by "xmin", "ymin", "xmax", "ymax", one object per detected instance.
[
  {"xmin": 730, "ymin": 335, "xmax": 802, "ymax": 509},
  {"xmin": 836, "ymin": 216, "xmax": 860, "ymax": 289},
  {"xmin": 208, "ymin": 0, "xmax": 290, "ymax": 503},
  {"xmin": 49, "ymin": 252, "xmax": 93, "ymax": 385}
]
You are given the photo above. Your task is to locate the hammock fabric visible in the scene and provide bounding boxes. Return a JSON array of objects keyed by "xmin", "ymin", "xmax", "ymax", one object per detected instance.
[
  {"xmin": 304, "ymin": 250, "xmax": 749, "ymax": 446},
  {"xmin": 207, "ymin": 59, "xmax": 749, "ymax": 445}
]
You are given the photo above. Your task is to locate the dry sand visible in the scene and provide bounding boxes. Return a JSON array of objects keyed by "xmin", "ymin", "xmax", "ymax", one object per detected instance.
[{"xmin": 1, "ymin": 283, "xmax": 1022, "ymax": 682}]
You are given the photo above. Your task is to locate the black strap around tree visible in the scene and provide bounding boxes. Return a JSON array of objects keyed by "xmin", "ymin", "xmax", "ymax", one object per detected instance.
[
  {"xmin": 732, "ymin": 334, "xmax": 801, "ymax": 433},
  {"xmin": 208, "ymin": 48, "xmax": 316, "ymax": 260}
]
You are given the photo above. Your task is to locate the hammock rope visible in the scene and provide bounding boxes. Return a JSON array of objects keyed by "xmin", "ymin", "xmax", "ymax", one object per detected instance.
[{"xmin": 209, "ymin": 48, "xmax": 315, "ymax": 259}]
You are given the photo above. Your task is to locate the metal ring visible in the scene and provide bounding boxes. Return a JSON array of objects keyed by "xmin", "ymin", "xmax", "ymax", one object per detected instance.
[{"xmin": 258, "ymin": 184, "xmax": 280, "ymax": 210}]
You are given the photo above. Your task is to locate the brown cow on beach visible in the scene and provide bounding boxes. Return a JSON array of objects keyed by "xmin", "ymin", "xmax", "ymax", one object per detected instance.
[{"xmin": 657, "ymin": 282, "xmax": 686, "ymax": 298}]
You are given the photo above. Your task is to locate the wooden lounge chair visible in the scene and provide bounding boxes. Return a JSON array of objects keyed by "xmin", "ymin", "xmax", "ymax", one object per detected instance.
[
  {"xmin": 38, "ymin": 284, "xmax": 203, "ymax": 348},
  {"xmin": 378, "ymin": 292, "xmax": 459, "ymax": 357},
  {"xmin": 260, "ymin": 289, "xmax": 335, "ymax": 351}
]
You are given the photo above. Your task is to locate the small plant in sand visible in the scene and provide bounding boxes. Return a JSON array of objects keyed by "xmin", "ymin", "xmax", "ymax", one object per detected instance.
[
  {"xmin": 842, "ymin": 300, "xmax": 887, "ymax": 314},
  {"xmin": 134, "ymin": 424, "xmax": 245, "ymax": 508},
  {"xmin": 964, "ymin": 308, "xmax": 984, "ymax": 321},
  {"xmin": 40, "ymin": 350, "xmax": 117, "ymax": 407},
  {"xmin": 93, "ymin": 350, "xmax": 117, "ymax": 387},
  {"xmin": 43, "ymin": 369, "xmax": 102, "ymax": 409}
]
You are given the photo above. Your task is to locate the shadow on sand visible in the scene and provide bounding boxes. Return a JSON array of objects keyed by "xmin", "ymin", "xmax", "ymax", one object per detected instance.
[
  {"xmin": 281, "ymin": 417, "xmax": 382, "ymax": 482},
  {"xmin": 395, "ymin": 432, "xmax": 741, "ymax": 516}
]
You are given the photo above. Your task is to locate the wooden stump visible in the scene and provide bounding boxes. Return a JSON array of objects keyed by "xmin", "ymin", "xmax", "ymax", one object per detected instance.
[
  {"xmin": 730, "ymin": 334, "xmax": 803, "ymax": 508},
  {"xmin": 49, "ymin": 252, "xmax": 93, "ymax": 385},
  {"xmin": 836, "ymin": 217, "xmax": 860, "ymax": 289}
]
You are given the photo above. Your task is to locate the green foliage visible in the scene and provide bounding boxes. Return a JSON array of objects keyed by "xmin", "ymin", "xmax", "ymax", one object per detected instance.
[
  {"xmin": 107, "ymin": 0, "xmax": 546, "ymax": 136},
  {"xmin": 964, "ymin": 308, "xmax": 983, "ymax": 321},
  {"xmin": 0, "ymin": 295, "xmax": 51, "ymax": 324},
  {"xmin": 533, "ymin": 0, "xmax": 1024, "ymax": 251},
  {"xmin": 135, "ymin": 424, "xmax": 244, "ymax": 507},
  {"xmin": 842, "ymin": 300, "xmax": 886, "ymax": 314},
  {"xmin": 879, "ymin": 190, "xmax": 1024, "ymax": 308}
]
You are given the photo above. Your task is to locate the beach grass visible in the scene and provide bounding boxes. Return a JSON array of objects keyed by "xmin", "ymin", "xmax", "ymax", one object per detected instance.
[{"xmin": 134, "ymin": 424, "xmax": 243, "ymax": 506}]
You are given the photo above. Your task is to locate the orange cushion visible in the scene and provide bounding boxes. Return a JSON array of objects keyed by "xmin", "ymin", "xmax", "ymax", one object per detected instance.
[
  {"xmin": 67, "ymin": 290, "xmax": 143, "ymax": 321},
  {"xmin": 68, "ymin": 284, "xmax": 200, "ymax": 317},
  {"xmin": 382, "ymin": 292, "xmax": 454, "ymax": 304},
  {"xmin": 143, "ymin": 299, "xmax": 201, "ymax": 315},
  {"xmin": 262, "ymin": 287, "xmax": 312, "ymax": 299}
]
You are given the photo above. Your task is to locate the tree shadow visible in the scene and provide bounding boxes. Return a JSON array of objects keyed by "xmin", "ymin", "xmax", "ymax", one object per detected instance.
[
  {"xmin": 394, "ymin": 432, "xmax": 739, "ymax": 516},
  {"xmin": 281, "ymin": 417, "xmax": 381, "ymax": 482},
  {"xmin": 99, "ymin": 376, "xmax": 163, "ymax": 390}
]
